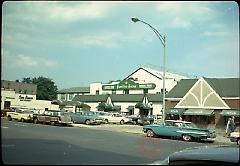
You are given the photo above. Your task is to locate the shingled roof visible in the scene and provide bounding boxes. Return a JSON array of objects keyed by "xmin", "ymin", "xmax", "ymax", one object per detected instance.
[
  {"xmin": 58, "ymin": 87, "xmax": 90, "ymax": 93},
  {"xmin": 72, "ymin": 94, "xmax": 163, "ymax": 103},
  {"xmin": 166, "ymin": 78, "xmax": 240, "ymax": 99}
]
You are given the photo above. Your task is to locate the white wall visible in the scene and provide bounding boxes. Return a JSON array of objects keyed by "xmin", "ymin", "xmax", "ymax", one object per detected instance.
[{"xmin": 1, "ymin": 89, "xmax": 59, "ymax": 112}]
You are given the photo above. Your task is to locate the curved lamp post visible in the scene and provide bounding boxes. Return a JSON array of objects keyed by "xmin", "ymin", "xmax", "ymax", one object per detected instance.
[{"xmin": 131, "ymin": 17, "xmax": 166, "ymax": 123}]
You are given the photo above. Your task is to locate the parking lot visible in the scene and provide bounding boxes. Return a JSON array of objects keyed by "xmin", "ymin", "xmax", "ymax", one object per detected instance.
[
  {"xmin": 70, "ymin": 122, "xmax": 235, "ymax": 145},
  {"xmin": 1, "ymin": 116, "xmax": 236, "ymax": 145}
]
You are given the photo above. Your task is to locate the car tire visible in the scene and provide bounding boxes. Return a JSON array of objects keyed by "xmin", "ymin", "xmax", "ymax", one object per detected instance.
[
  {"xmin": 51, "ymin": 121, "xmax": 55, "ymax": 126},
  {"xmin": 7, "ymin": 116, "xmax": 12, "ymax": 121},
  {"xmin": 120, "ymin": 120, "xmax": 124, "ymax": 125},
  {"xmin": 85, "ymin": 119, "xmax": 90, "ymax": 125},
  {"xmin": 105, "ymin": 119, "xmax": 108, "ymax": 124},
  {"xmin": 146, "ymin": 129, "xmax": 155, "ymax": 137},
  {"xmin": 21, "ymin": 118, "xmax": 25, "ymax": 122},
  {"xmin": 33, "ymin": 118, "xmax": 38, "ymax": 124},
  {"xmin": 182, "ymin": 134, "xmax": 192, "ymax": 141},
  {"xmin": 237, "ymin": 138, "xmax": 240, "ymax": 145},
  {"xmin": 133, "ymin": 121, "xmax": 137, "ymax": 125}
]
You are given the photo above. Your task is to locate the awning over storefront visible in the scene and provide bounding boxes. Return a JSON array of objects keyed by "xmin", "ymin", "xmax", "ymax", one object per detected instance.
[
  {"xmin": 135, "ymin": 102, "xmax": 151, "ymax": 109},
  {"xmin": 127, "ymin": 106, "xmax": 135, "ymax": 110},
  {"xmin": 96, "ymin": 102, "xmax": 120, "ymax": 112},
  {"xmin": 183, "ymin": 109, "xmax": 214, "ymax": 116},
  {"xmin": 220, "ymin": 109, "xmax": 240, "ymax": 117},
  {"xmin": 112, "ymin": 105, "xmax": 121, "ymax": 111},
  {"xmin": 51, "ymin": 100, "xmax": 65, "ymax": 106},
  {"xmin": 165, "ymin": 108, "xmax": 185, "ymax": 115}
]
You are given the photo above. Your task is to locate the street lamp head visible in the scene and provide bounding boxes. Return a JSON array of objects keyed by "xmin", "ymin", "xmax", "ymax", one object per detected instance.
[{"xmin": 131, "ymin": 17, "xmax": 140, "ymax": 23}]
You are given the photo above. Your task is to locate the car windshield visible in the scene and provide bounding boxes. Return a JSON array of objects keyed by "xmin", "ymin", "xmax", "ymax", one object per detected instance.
[
  {"xmin": 23, "ymin": 110, "xmax": 34, "ymax": 114},
  {"xmin": 85, "ymin": 112, "xmax": 93, "ymax": 116},
  {"xmin": 182, "ymin": 122, "xmax": 197, "ymax": 128}
]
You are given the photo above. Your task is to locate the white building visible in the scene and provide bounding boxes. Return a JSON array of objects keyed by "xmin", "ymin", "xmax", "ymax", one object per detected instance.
[
  {"xmin": 1, "ymin": 80, "xmax": 59, "ymax": 112},
  {"xmin": 57, "ymin": 66, "xmax": 190, "ymax": 115},
  {"xmin": 89, "ymin": 66, "xmax": 188, "ymax": 95}
]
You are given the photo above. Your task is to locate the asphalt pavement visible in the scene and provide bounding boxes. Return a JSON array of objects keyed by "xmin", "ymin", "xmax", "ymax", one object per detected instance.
[{"xmin": 71, "ymin": 123, "xmax": 236, "ymax": 145}]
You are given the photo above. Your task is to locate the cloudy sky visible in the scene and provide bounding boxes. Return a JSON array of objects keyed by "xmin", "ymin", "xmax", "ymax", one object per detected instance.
[{"xmin": 2, "ymin": 1, "xmax": 239, "ymax": 89}]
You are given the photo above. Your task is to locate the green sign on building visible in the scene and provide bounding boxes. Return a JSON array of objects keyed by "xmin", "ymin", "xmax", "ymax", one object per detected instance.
[{"xmin": 102, "ymin": 80, "xmax": 156, "ymax": 90}]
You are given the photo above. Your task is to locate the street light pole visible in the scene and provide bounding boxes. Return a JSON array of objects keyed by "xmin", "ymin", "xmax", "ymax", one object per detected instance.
[{"xmin": 131, "ymin": 17, "xmax": 166, "ymax": 122}]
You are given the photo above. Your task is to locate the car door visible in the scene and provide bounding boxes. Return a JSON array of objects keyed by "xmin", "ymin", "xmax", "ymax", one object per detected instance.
[
  {"xmin": 156, "ymin": 121, "xmax": 178, "ymax": 137},
  {"xmin": 75, "ymin": 112, "xmax": 84, "ymax": 123}
]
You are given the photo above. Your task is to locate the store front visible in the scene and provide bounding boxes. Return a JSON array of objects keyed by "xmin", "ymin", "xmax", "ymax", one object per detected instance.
[
  {"xmin": 165, "ymin": 108, "xmax": 185, "ymax": 120},
  {"xmin": 165, "ymin": 77, "xmax": 240, "ymax": 128},
  {"xmin": 182, "ymin": 109, "xmax": 215, "ymax": 128},
  {"xmin": 220, "ymin": 109, "xmax": 240, "ymax": 127}
]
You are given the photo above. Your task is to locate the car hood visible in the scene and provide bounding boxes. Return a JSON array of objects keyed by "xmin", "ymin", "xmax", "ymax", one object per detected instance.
[
  {"xmin": 170, "ymin": 145, "xmax": 239, "ymax": 163},
  {"xmin": 152, "ymin": 145, "xmax": 239, "ymax": 164}
]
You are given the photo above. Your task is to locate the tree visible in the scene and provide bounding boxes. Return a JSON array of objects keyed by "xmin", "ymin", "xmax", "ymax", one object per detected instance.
[
  {"xmin": 31, "ymin": 76, "xmax": 58, "ymax": 100},
  {"xmin": 22, "ymin": 77, "xmax": 32, "ymax": 83}
]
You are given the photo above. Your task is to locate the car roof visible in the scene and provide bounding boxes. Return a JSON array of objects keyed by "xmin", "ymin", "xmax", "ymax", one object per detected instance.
[
  {"xmin": 46, "ymin": 110, "xmax": 64, "ymax": 112},
  {"xmin": 165, "ymin": 120, "xmax": 191, "ymax": 124},
  {"xmin": 169, "ymin": 145, "xmax": 239, "ymax": 164}
]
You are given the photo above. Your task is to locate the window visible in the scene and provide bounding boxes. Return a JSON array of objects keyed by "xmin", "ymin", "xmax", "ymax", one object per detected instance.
[
  {"xmin": 143, "ymin": 89, "xmax": 148, "ymax": 94},
  {"xmin": 60, "ymin": 94, "xmax": 66, "ymax": 100},
  {"xmin": 69, "ymin": 94, "xmax": 74, "ymax": 100},
  {"xmin": 124, "ymin": 90, "xmax": 129, "ymax": 94}
]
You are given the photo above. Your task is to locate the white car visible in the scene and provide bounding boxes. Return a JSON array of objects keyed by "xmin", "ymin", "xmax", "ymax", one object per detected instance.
[
  {"xmin": 7, "ymin": 109, "xmax": 34, "ymax": 122},
  {"xmin": 95, "ymin": 112, "xmax": 130, "ymax": 124},
  {"xmin": 229, "ymin": 127, "xmax": 240, "ymax": 145}
]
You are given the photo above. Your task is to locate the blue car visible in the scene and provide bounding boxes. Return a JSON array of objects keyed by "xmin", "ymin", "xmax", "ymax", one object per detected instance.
[
  {"xmin": 143, "ymin": 120, "xmax": 216, "ymax": 142},
  {"xmin": 70, "ymin": 111, "xmax": 104, "ymax": 125}
]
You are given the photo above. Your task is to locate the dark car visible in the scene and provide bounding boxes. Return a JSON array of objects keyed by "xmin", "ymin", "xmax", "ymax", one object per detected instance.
[
  {"xmin": 128, "ymin": 115, "xmax": 155, "ymax": 125},
  {"xmin": 151, "ymin": 145, "xmax": 239, "ymax": 165}
]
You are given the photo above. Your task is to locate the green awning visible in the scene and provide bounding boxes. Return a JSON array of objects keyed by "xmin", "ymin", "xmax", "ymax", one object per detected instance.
[
  {"xmin": 183, "ymin": 109, "xmax": 214, "ymax": 116},
  {"xmin": 127, "ymin": 106, "xmax": 135, "ymax": 110},
  {"xmin": 113, "ymin": 105, "xmax": 121, "ymax": 111},
  {"xmin": 135, "ymin": 102, "xmax": 151, "ymax": 109},
  {"xmin": 165, "ymin": 108, "xmax": 185, "ymax": 115},
  {"xmin": 220, "ymin": 109, "xmax": 240, "ymax": 117}
]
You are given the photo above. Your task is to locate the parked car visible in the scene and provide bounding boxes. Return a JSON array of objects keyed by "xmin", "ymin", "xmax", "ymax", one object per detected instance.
[
  {"xmin": 70, "ymin": 111, "xmax": 104, "ymax": 125},
  {"xmin": 137, "ymin": 115, "xmax": 155, "ymax": 125},
  {"xmin": 128, "ymin": 115, "xmax": 140, "ymax": 125},
  {"xmin": 150, "ymin": 145, "xmax": 239, "ymax": 165},
  {"xmin": 143, "ymin": 120, "xmax": 216, "ymax": 142},
  {"xmin": 1, "ymin": 108, "xmax": 14, "ymax": 117},
  {"xmin": 32, "ymin": 110, "xmax": 72, "ymax": 126},
  {"xmin": 127, "ymin": 115, "xmax": 155, "ymax": 125},
  {"xmin": 94, "ymin": 112, "xmax": 130, "ymax": 124},
  {"xmin": 7, "ymin": 108, "xmax": 34, "ymax": 122},
  {"xmin": 228, "ymin": 127, "xmax": 240, "ymax": 145}
]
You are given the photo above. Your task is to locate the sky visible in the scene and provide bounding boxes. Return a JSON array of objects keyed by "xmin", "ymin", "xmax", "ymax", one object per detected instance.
[{"xmin": 1, "ymin": 1, "xmax": 239, "ymax": 89}]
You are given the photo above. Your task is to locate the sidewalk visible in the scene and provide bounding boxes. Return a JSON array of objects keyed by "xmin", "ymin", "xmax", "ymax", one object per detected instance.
[{"xmin": 72, "ymin": 123, "xmax": 236, "ymax": 145}]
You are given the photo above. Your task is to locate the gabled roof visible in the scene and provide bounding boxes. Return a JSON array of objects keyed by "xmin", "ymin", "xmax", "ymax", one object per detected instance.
[
  {"xmin": 166, "ymin": 78, "xmax": 240, "ymax": 99},
  {"xmin": 72, "ymin": 95, "xmax": 108, "ymax": 102},
  {"xmin": 166, "ymin": 79, "xmax": 198, "ymax": 98},
  {"xmin": 125, "ymin": 66, "xmax": 189, "ymax": 81},
  {"xmin": 204, "ymin": 78, "xmax": 240, "ymax": 98},
  {"xmin": 58, "ymin": 87, "xmax": 90, "ymax": 93}
]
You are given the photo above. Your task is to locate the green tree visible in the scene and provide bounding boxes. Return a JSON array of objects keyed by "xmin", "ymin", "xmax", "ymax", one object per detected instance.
[
  {"xmin": 31, "ymin": 76, "xmax": 58, "ymax": 100},
  {"xmin": 22, "ymin": 77, "xmax": 32, "ymax": 83}
]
